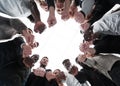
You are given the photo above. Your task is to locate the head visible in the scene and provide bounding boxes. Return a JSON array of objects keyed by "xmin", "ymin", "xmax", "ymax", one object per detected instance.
[
  {"xmin": 69, "ymin": 65, "xmax": 78, "ymax": 76},
  {"xmin": 83, "ymin": 26, "xmax": 94, "ymax": 42},
  {"xmin": 62, "ymin": 59, "xmax": 72, "ymax": 71},
  {"xmin": 38, "ymin": 0, "xmax": 48, "ymax": 11},
  {"xmin": 53, "ymin": 69, "xmax": 61, "ymax": 76},
  {"xmin": 31, "ymin": 54, "xmax": 39, "ymax": 63},
  {"xmin": 40, "ymin": 56, "xmax": 49, "ymax": 68},
  {"xmin": 30, "ymin": 42, "xmax": 39, "ymax": 49},
  {"xmin": 53, "ymin": 69, "xmax": 66, "ymax": 83},
  {"xmin": 75, "ymin": 54, "xmax": 86, "ymax": 64},
  {"xmin": 55, "ymin": 0, "xmax": 65, "ymax": 14}
]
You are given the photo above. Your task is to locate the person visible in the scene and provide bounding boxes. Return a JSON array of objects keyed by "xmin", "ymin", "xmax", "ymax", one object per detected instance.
[
  {"xmin": 62, "ymin": 59, "xmax": 78, "ymax": 76},
  {"xmin": 36, "ymin": 0, "xmax": 49, "ymax": 12},
  {"xmin": 74, "ymin": 0, "xmax": 120, "ymax": 31},
  {"xmin": 0, "ymin": 37, "xmax": 35, "ymax": 86},
  {"xmin": 53, "ymin": 69, "xmax": 88, "ymax": 86},
  {"xmin": 76, "ymin": 53, "xmax": 120, "ymax": 86},
  {"xmin": 74, "ymin": 0, "xmax": 95, "ymax": 23},
  {"xmin": 0, "ymin": 0, "xmax": 46, "ymax": 34},
  {"xmin": 0, "ymin": 15, "xmax": 34, "ymax": 45},
  {"xmin": 80, "ymin": 34, "xmax": 120, "ymax": 55},
  {"xmin": 83, "ymin": 8, "xmax": 120, "ymax": 42},
  {"xmin": 75, "ymin": 54, "xmax": 117, "ymax": 86},
  {"xmin": 25, "ymin": 56, "xmax": 58, "ymax": 86}
]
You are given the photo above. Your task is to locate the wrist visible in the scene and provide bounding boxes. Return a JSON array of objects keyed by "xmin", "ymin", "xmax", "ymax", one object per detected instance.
[
  {"xmin": 21, "ymin": 43, "xmax": 26, "ymax": 49},
  {"xmin": 44, "ymin": 71, "xmax": 47, "ymax": 78}
]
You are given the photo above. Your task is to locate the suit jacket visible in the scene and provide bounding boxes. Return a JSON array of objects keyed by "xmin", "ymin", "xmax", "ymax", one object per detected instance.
[
  {"xmin": 75, "ymin": 63, "xmax": 116, "ymax": 86},
  {"xmin": 0, "ymin": 16, "xmax": 27, "ymax": 40},
  {"xmin": 0, "ymin": 37, "xmax": 30, "ymax": 86},
  {"xmin": 93, "ymin": 35, "xmax": 120, "ymax": 54},
  {"xmin": 25, "ymin": 72, "xmax": 58, "ymax": 86}
]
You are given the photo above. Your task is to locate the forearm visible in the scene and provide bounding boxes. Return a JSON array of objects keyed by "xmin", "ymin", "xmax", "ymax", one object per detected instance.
[
  {"xmin": 10, "ymin": 19, "xmax": 27, "ymax": 34},
  {"xmin": 46, "ymin": 0, "xmax": 55, "ymax": 9},
  {"xmin": 64, "ymin": 0, "xmax": 71, "ymax": 12},
  {"xmin": 30, "ymin": 0, "xmax": 41, "ymax": 23},
  {"xmin": 49, "ymin": 6, "xmax": 55, "ymax": 17}
]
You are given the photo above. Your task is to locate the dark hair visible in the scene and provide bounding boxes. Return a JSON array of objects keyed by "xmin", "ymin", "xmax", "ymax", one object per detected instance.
[
  {"xmin": 31, "ymin": 54, "xmax": 39, "ymax": 63},
  {"xmin": 62, "ymin": 59, "xmax": 70, "ymax": 65},
  {"xmin": 42, "ymin": 56, "xmax": 48, "ymax": 59},
  {"xmin": 83, "ymin": 26, "xmax": 94, "ymax": 41}
]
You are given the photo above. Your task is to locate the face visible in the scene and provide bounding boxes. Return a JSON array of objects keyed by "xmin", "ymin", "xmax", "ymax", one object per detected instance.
[
  {"xmin": 39, "ymin": 1, "xmax": 48, "ymax": 11},
  {"xmin": 55, "ymin": 2, "xmax": 64, "ymax": 14},
  {"xmin": 84, "ymin": 27, "xmax": 94, "ymax": 41},
  {"xmin": 53, "ymin": 69, "xmax": 60, "ymax": 76},
  {"xmin": 40, "ymin": 57, "xmax": 48, "ymax": 67},
  {"xmin": 63, "ymin": 60, "xmax": 71, "ymax": 70}
]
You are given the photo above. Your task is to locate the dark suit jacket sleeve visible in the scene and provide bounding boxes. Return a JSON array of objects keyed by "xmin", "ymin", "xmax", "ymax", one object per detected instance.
[
  {"xmin": 75, "ymin": 69, "xmax": 88, "ymax": 83},
  {"xmin": 46, "ymin": 0, "xmax": 55, "ymax": 9}
]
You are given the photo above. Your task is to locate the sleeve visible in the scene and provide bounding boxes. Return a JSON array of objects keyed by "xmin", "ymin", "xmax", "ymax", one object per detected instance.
[
  {"xmin": 88, "ymin": 1, "xmax": 113, "ymax": 25},
  {"xmin": 48, "ymin": 79, "xmax": 59, "ymax": 86},
  {"xmin": 65, "ymin": 73, "xmax": 82, "ymax": 86},
  {"xmin": 10, "ymin": 18, "xmax": 27, "ymax": 34},
  {"xmin": 25, "ymin": 72, "xmax": 35, "ymax": 86},
  {"xmin": 81, "ymin": 0, "xmax": 95, "ymax": 16},
  {"xmin": 12, "ymin": 37, "xmax": 25, "ymax": 57},
  {"xmin": 46, "ymin": 0, "xmax": 55, "ymax": 9},
  {"xmin": 75, "ymin": 70, "xmax": 88, "ymax": 83}
]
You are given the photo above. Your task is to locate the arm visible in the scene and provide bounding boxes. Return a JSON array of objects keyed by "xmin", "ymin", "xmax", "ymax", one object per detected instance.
[
  {"xmin": 74, "ymin": 0, "xmax": 94, "ymax": 23},
  {"xmin": 9, "ymin": 18, "xmax": 34, "ymax": 44},
  {"xmin": 30, "ymin": 0, "xmax": 46, "ymax": 33},
  {"xmin": 81, "ymin": 0, "xmax": 95, "ymax": 17},
  {"xmin": 47, "ymin": 0, "xmax": 57, "ymax": 27},
  {"xmin": 30, "ymin": 0, "xmax": 41, "ymax": 23},
  {"xmin": 61, "ymin": 0, "xmax": 71, "ymax": 20},
  {"xmin": 87, "ymin": 1, "xmax": 113, "ymax": 25},
  {"xmin": 10, "ymin": 19, "xmax": 27, "ymax": 34}
]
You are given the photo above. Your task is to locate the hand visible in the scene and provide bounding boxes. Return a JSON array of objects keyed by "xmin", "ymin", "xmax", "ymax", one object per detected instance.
[
  {"xmin": 33, "ymin": 68, "xmax": 46, "ymax": 77},
  {"xmin": 69, "ymin": 5, "xmax": 78, "ymax": 18},
  {"xmin": 34, "ymin": 21, "xmax": 46, "ymax": 34},
  {"xmin": 81, "ymin": 21, "xmax": 90, "ymax": 31},
  {"xmin": 47, "ymin": 15, "xmax": 57, "ymax": 27},
  {"xmin": 74, "ymin": 11, "xmax": 85, "ymax": 23},
  {"xmin": 22, "ymin": 44, "xmax": 32, "ymax": 58},
  {"xmin": 61, "ymin": 10, "xmax": 70, "ymax": 21},
  {"xmin": 77, "ymin": 54, "xmax": 87, "ymax": 62},
  {"xmin": 85, "ymin": 48, "xmax": 96, "ymax": 57},
  {"xmin": 46, "ymin": 71, "xmax": 55, "ymax": 81},
  {"xmin": 79, "ymin": 42, "xmax": 90, "ymax": 53},
  {"xmin": 22, "ymin": 29, "xmax": 34, "ymax": 44},
  {"xmin": 23, "ymin": 57, "xmax": 34, "ymax": 68},
  {"xmin": 56, "ymin": 72, "xmax": 66, "ymax": 82}
]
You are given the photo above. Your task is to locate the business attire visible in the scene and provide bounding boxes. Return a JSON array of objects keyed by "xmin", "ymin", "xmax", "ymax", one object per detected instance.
[
  {"xmin": 75, "ymin": 63, "xmax": 117, "ymax": 86},
  {"xmin": 0, "ymin": 37, "xmax": 30, "ymax": 86},
  {"xmin": 0, "ymin": 15, "xmax": 27, "ymax": 40}
]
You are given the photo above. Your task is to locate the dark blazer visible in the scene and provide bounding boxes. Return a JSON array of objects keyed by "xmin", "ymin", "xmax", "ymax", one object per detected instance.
[
  {"xmin": 75, "ymin": 63, "xmax": 117, "ymax": 86},
  {"xmin": 93, "ymin": 35, "xmax": 120, "ymax": 54},
  {"xmin": 25, "ymin": 72, "xmax": 58, "ymax": 86},
  {"xmin": 0, "ymin": 37, "xmax": 30, "ymax": 86}
]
